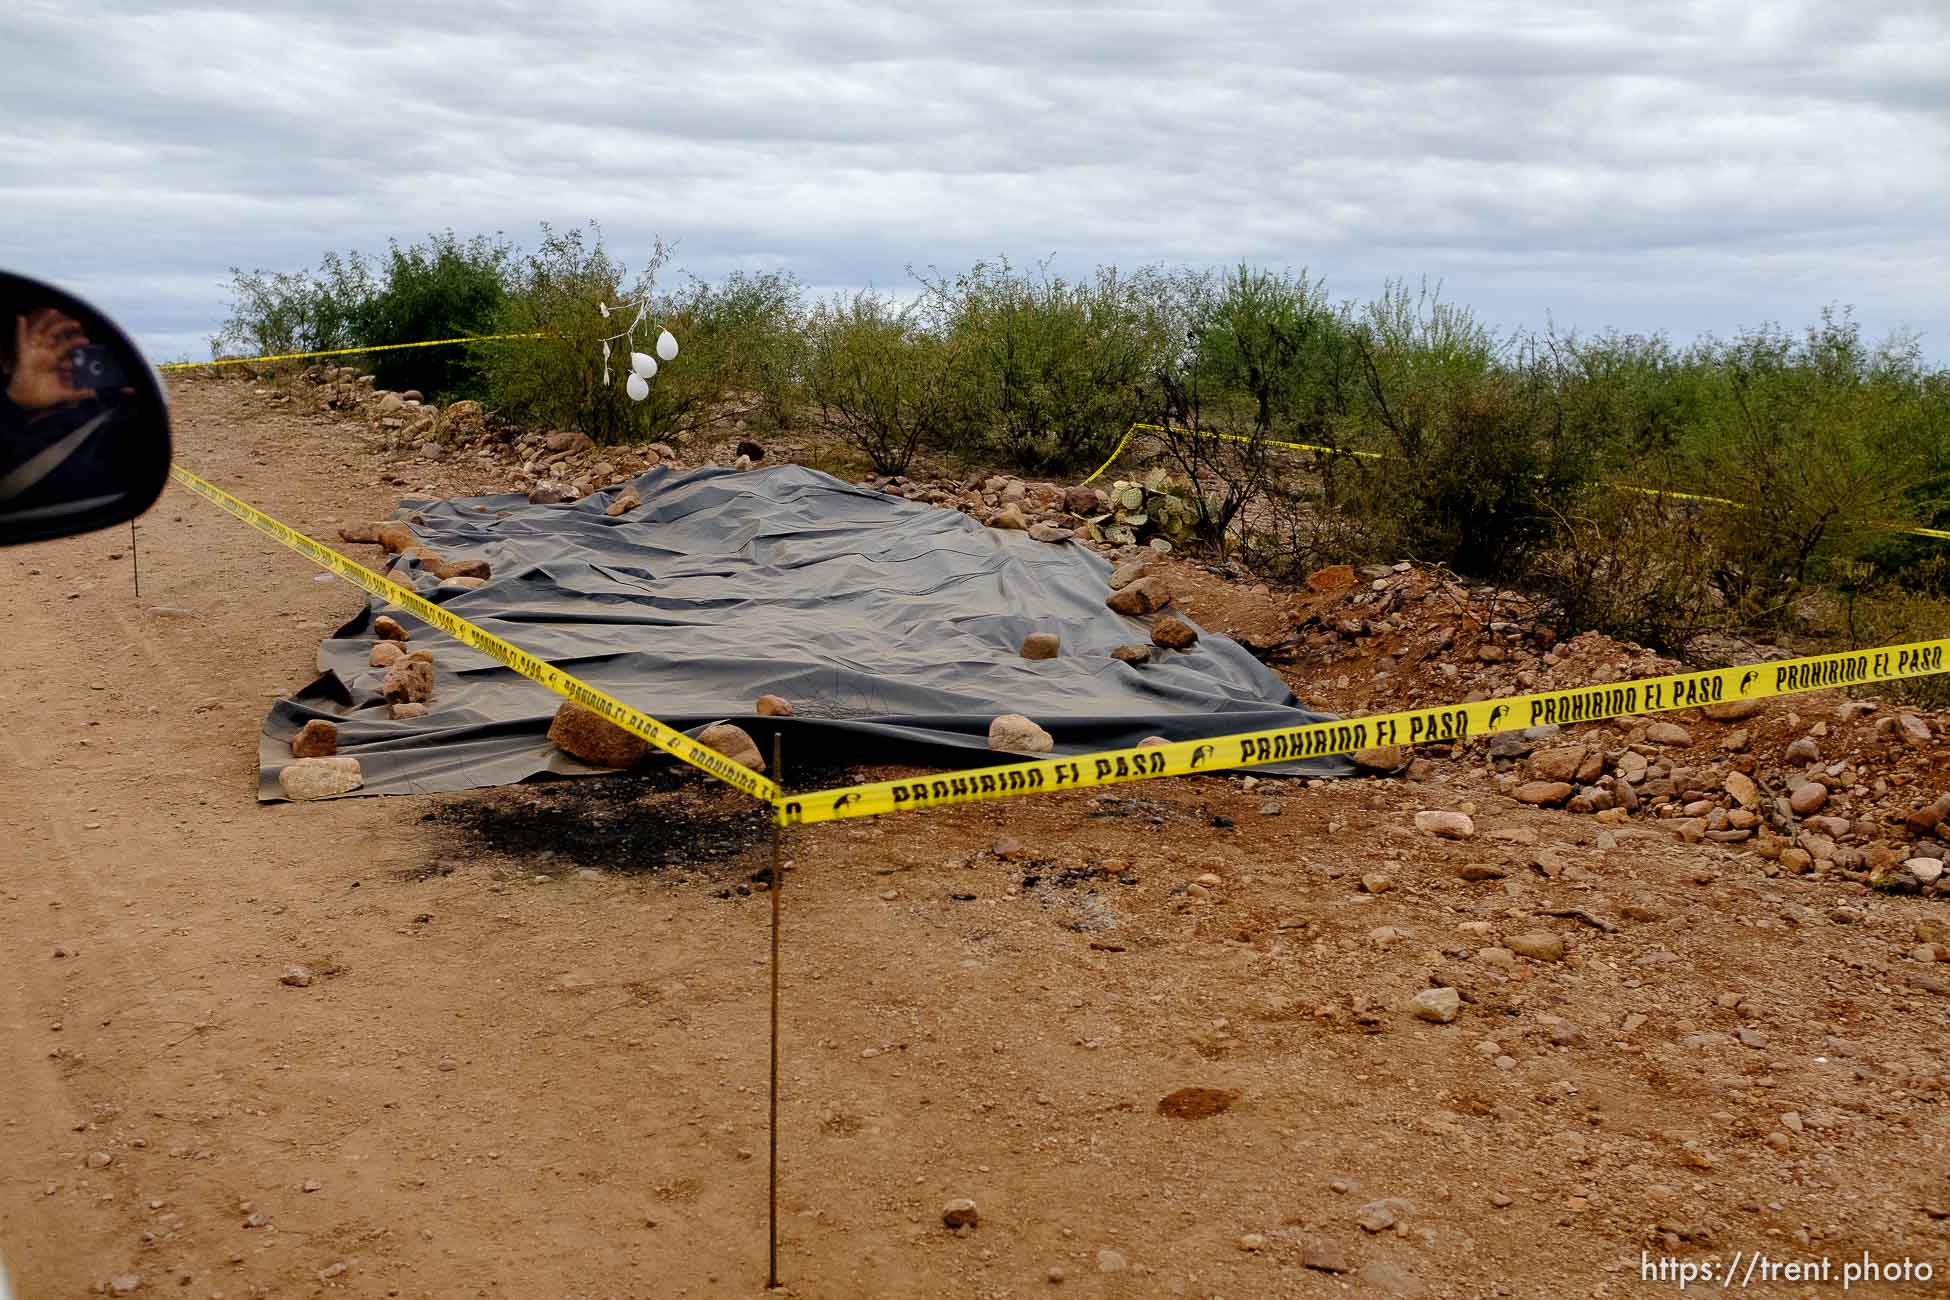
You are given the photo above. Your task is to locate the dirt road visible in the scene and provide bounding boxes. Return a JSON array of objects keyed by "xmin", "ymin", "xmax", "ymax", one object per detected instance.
[{"xmin": 3, "ymin": 378, "xmax": 1947, "ymax": 1298}]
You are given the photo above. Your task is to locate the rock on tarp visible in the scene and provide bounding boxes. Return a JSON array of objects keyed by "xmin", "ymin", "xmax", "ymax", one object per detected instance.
[{"xmin": 255, "ymin": 465, "xmax": 1352, "ymax": 800}]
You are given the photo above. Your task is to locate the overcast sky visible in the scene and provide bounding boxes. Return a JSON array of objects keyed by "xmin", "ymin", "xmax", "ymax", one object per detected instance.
[{"xmin": 4, "ymin": 0, "xmax": 1946, "ymax": 363}]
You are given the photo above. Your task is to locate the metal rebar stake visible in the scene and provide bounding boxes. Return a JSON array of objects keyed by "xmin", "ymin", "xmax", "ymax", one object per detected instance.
[
  {"xmin": 767, "ymin": 730, "xmax": 784, "ymax": 1290},
  {"xmin": 130, "ymin": 520, "xmax": 140, "ymax": 598}
]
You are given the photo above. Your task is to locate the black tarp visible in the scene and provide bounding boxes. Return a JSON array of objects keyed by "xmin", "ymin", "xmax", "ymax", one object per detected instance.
[{"xmin": 258, "ymin": 464, "xmax": 1351, "ymax": 800}]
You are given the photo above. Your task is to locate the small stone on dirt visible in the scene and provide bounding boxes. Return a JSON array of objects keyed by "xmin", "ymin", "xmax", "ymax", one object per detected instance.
[
  {"xmin": 1357, "ymin": 1198, "xmax": 1413, "ymax": 1232},
  {"xmin": 942, "ymin": 1198, "xmax": 979, "ymax": 1229},
  {"xmin": 1354, "ymin": 745, "xmax": 1403, "ymax": 772},
  {"xmin": 1157, "ymin": 1086, "xmax": 1238, "ymax": 1119},
  {"xmin": 1414, "ymin": 810, "xmax": 1475, "ymax": 839},
  {"xmin": 1096, "ymin": 1248, "xmax": 1128, "ymax": 1273},
  {"xmin": 1410, "ymin": 988, "xmax": 1460, "ymax": 1023},
  {"xmin": 280, "ymin": 965, "xmax": 314, "ymax": 988},
  {"xmin": 1302, "ymin": 1242, "xmax": 1352, "ymax": 1273},
  {"xmin": 1645, "ymin": 721, "xmax": 1693, "ymax": 746},
  {"xmin": 1508, "ymin": 931, "xmax": 1566, "ymax": 961}
]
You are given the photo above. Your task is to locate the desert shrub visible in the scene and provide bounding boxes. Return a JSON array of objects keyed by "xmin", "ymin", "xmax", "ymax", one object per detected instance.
[
  {"xmin": 915, "ymin": 258, "xmax": 1171, "ymax": 474},
  {"xmin": 1335, "ymin": 284, "xmax": 1594, "ymax": 578},
  {"xmin": 469, "ymin": 223, "xmax": 693, "ymax": 444},
  {"xmin": 802, "ymin": 292, "xmax": 958, "ymax": 475},
  {"xmin": 349, "ymin": 231, "xmax": 512, "ymax": 399},
  {"xmin": 1823, "ymin": 555, "xmax": 1950, "ymax": 706},
  {"xmin": 1669, "ymin": 310, "xmax": 1942, "ymax": 625},
  {"xmin": 656, "ymin": 270, "xmax": 808, "ymax": 431},
  {"xmin": 210, "ymin": 251, "xmax": 372, "ymax": 359},
  {"xmin": 1146, "ymin": 265, "xmax": 1364, "ymax": 548},
  {"xmin": 1534, "ymin": 485, "xmax": 1727, "ymax": 652},
  {"xmin": 1237, "ymin": 471, "xmax": 1395, "ymax": 579}
]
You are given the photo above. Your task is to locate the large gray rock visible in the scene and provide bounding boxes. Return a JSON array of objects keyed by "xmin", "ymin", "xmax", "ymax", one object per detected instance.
[
  {"xmin": 279, "ymin": 757, "xmax": 363, "ymax": 801},
  {"xmin": 989, "ymin": 714, "xmax": 1054, "ymax": 755},
  {"xmin": 698, "ymin": 723, "xmax": 766, "ymax": 771}
]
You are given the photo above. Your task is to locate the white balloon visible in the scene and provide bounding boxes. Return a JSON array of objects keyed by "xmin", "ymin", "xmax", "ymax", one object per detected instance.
[
  {"xmin": 630, "ymin": 351, "xmax": 658, "ymax": 379},
  {"xmin": 656, "ymin": 330, "xmax": 679, "ymax": 362},
  {"xmin": 625, "ymin": 372, "xmax": 650, "ymax": 402}
]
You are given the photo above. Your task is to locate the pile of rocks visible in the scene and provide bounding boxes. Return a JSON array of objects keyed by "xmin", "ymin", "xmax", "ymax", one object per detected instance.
[
  {"xmin": 1290, "ymin": 562, "xmax": 1685, "ymax": 709},
  {"xmin": 276, "ymin": 611, "xmax": 448, "ymax": 798},
  {"xmin": 858, "ymin": 473, "xmax": 1112, "ymax": 545},
  {"xmin": 334, "ymin": 521, "xmax": 492, "ymax": 590},
  {"xmin": 1474, "ymin": 697, "xmax": 1949, "ymax": 894},
  {"xmin": 300, "ymin": 365, "xmax": 481, "ymax": 455}
]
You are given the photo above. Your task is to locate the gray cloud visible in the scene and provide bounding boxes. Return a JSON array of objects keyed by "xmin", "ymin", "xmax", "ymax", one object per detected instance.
[{"xmin": 3, "ymin": 0, "xmax": 1945, "ymax": 362}]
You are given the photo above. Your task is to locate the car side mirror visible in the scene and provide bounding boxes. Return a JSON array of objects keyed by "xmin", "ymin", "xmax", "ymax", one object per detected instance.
[{"xmin": 1, "ymin": 271, "xmax": 172, "ymax": 547}]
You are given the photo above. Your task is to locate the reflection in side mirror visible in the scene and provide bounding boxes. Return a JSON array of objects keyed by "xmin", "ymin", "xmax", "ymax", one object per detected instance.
[{"xmin": 0, "ymin": 271, "xmax": 172, "ymax": 547}]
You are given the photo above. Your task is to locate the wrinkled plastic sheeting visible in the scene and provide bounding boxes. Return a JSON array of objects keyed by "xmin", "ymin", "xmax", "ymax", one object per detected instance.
[{"xmin": 258, "ymin": 464, "xmax": 1352, "ymax": 800}]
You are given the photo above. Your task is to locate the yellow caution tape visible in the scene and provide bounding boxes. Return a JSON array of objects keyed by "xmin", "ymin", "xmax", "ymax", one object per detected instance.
[
  {"xmin": 1077, "ymin": 423, "xmax": 1141, "ymax": 486},
  {"xmin": 158, "ymin": 332, "xmax": 547, "ymax": 372},
  {"xmin": 1079, "ymin": 421, "xmax": 1380, "ymax": 485},
  {"xmin": 167, "ymin": 464, "xmax": 782, "ymax": 803},
  {"xmin": 774, "ymin": 638, "xmax": 1950, "ymax": 826}
]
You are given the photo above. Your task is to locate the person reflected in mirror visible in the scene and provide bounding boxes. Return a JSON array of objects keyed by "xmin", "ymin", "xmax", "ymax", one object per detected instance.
[{"xmin": 1, "ymin": 302, "xmax": 142, "ymax": 519}]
